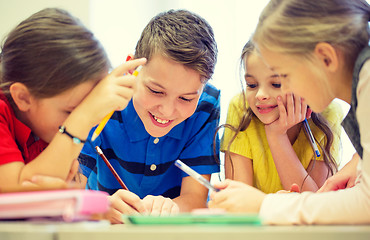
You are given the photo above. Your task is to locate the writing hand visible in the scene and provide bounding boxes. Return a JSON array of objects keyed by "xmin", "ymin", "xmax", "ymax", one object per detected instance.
[
  {"xmin": 142, "ymin": 195, "xmax": 179, "ymax": 216},
  {"xmin": 106, "ymin": 189, "xmax": 147, "ymax": 224}
]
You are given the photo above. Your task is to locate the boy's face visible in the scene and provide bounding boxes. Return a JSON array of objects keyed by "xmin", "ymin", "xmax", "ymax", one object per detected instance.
[{"xmin": 133, "ymin": 54, "xmax": 204, "ymax": 137}]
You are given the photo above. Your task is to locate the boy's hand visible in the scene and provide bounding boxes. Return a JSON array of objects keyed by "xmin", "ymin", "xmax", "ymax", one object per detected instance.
[
  {"xmin": 106, "ymin": 189, "xmax": 147, "ymax": 224},
  {"xmin": 142, "ymin": 195, "xmax": 179, "ymax": 216}
]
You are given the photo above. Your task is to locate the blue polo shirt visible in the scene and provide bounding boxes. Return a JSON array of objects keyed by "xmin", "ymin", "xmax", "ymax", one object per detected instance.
[{"xmin": 78, "ymin": 83, "xmax": 220, "ymax": 199}]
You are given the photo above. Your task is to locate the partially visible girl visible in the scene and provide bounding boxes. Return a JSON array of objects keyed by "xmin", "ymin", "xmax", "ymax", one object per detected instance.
[
  {"xmin": 221, "ymin": 40, "xmax": 342, "ymax": 193},
  {"xmin": 209, "ymin": 0, "xmax": 370, "ymax": 224},
  {"xmin": 0, "ymin": 8, "xmax": 146, "ymax": 189}
]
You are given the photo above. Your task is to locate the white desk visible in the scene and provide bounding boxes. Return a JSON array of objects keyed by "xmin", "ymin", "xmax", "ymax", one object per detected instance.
[{"xmin": 0, "ymin": 221, "xmax": 369, "ymax": 240}]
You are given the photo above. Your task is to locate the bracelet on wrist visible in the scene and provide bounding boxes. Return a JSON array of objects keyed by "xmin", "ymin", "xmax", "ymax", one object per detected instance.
[{"xmin": 58, "ymin": 125, "xmax": 86, "ymax": 144}]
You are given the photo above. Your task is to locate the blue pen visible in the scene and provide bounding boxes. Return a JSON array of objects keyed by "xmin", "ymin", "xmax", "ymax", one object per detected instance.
[
  {"xmin": 174, "ymin": 160, "xmax": 219, "ymax": 192},
  {"xmin": 303, "ymin": 118, "xmax": 321, "ymax": 157}
]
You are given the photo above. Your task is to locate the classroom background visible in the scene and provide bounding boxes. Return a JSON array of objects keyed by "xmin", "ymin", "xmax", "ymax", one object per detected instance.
[{"xmin": 0, "ymin": 0, "xmax": 356, "ymax": 174}]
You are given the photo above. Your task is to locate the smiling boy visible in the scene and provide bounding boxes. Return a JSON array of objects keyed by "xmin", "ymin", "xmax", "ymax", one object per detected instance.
[{"xmin": 78, "ymin": 9, "xmax": 220, "ymax": 221}]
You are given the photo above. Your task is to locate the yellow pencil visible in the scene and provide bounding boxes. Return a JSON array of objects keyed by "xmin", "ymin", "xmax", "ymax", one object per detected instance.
[{"xmin": 91, "ymin": 65, "xmax": 142, "ymax": 141}]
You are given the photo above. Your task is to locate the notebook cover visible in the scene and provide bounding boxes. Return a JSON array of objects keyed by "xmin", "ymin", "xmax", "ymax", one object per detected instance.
[{"xmin": 0, "ymin": 189, "xmax": 109, "ymax": 221}]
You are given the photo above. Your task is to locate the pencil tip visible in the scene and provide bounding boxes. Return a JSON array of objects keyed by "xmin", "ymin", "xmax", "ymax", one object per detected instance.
[
  {"xmin": 91, "ymin": 133, "xmax": 97, "ymax": 142},
  {"xmin": 95, "ymin": 146, "xmax": 102, "ymax": 154}
]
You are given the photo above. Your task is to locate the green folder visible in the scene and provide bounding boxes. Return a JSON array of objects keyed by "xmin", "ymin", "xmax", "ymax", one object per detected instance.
[{"xmin": 123, "ymin": 214, "xmax": 261, "ymax": 225}]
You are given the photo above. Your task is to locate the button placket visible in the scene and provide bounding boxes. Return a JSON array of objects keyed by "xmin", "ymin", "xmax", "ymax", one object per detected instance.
[
  {"xmin": 150, "ymin": 138, "xmax": 159, "ymax": 172},
  {"xmin": 141, "ymin": 137, "xmax": 162, "ymax": 191},
  {"xmin": 144, "ymin": 137, "xmax": 161, "ymax": 176}
]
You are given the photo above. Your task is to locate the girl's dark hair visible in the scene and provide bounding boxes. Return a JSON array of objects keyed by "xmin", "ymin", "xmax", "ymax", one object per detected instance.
[
  {"xmin": 0, "ymin": 8, "xmax": 110, "ymax": 104},
  {"xmin": 217, "ymin": 40, "xmax": 338, "ymax": 189}
]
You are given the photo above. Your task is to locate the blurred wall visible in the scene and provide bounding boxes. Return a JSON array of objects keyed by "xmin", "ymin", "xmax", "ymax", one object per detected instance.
[{"xmin": 0, "ymin": 0, "xmax": 90, "ymax": 41}]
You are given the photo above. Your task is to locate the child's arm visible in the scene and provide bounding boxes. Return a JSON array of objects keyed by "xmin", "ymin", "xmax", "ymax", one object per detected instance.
[
  {"xmin": 0, "ymin": 161, "xmax": 86, "ymax": 192},
  {"xmin": 74, "ymin": 172, "xmax": 88, "ymax": 189},
  {"xmin": 0, "ymin": 59, "xmax": 146, "ymax": 189},
  {"xmin": 267, "ymin": 132, "xmax": 328, "ymax": 191},
  {"xmin": 172, "ymin": 174, "xmax": 211, "ymax": 212},
  {"xmin": 265, "ymin": 93, "xmax": 326, "ymax": 192},
  {"xmin": 224, "ymin": 152, "xmax": 253, "ymax": 185},
  {"xmin": 19, "ymin": 159, "xmax": 80, "ymax": 189}
]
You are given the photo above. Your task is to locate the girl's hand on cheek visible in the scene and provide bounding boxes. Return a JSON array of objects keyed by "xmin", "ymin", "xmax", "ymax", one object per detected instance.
[
  {"xmin": 265, "ymin": 93, "xmax": 308, "ymax": 136},
  {"xmin": 264, "ymin": 94, "xmax": 290, "ymax": 136}
]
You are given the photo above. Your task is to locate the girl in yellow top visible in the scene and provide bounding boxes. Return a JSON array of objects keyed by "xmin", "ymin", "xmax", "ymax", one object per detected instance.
[{"xmin": 221, "ymin": 40, "xmax": 343, "ymax": 193}]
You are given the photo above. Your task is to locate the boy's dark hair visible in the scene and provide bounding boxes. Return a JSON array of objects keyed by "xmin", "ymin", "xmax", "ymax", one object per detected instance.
[
  {"xmin": 134, "ymin": 9, "xmax": 217, "ymax": 82},
  {"xmin": 0, "ymin": 8, "xmax": 110, "ymax": 101}
]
